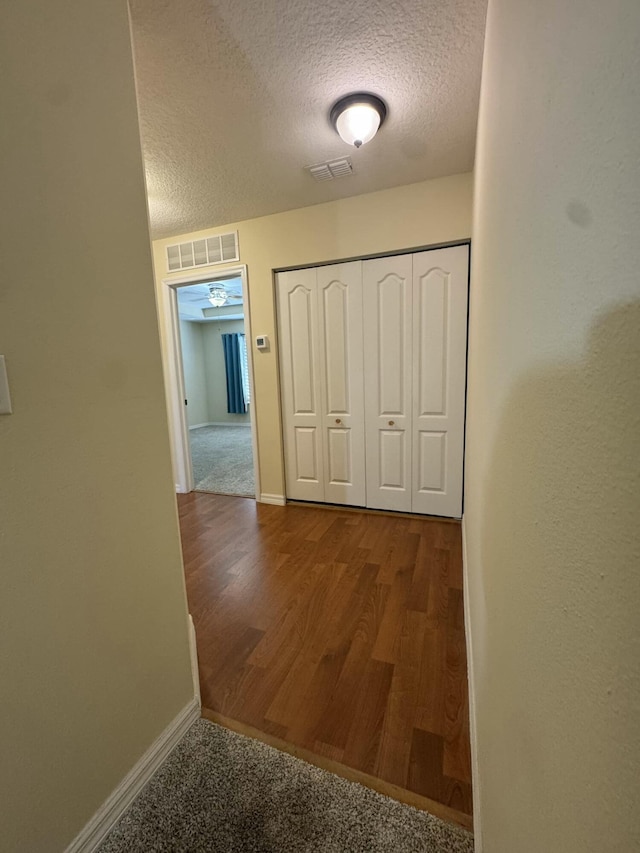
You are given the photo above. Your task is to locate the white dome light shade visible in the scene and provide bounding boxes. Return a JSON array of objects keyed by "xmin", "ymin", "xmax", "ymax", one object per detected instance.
[
  {"xmin": 330, "ymin": 93, "xmax": 387, "ymax": 148},
  {"xmin": 336, "ymin": 104, "xmax": 380, "ymax": 148}
]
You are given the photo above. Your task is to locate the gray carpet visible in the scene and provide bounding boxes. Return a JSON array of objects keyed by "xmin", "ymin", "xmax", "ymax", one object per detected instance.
[
  {"xmin": 98, "ymin": 719, "xmax": 473, "ymax": 853},
  {"xmin": 189, "ymin": 425, "xmax": 255, "ymax": 496}
]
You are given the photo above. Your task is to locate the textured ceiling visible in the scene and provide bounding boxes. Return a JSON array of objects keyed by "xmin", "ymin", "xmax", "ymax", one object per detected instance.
[{"xmin": 129, "ymin": 0, "xmax": 487, "ymax": 240}]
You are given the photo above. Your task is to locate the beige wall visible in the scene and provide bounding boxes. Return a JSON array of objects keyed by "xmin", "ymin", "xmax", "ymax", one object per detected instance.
[
  {"xmin": 0, "ymin": 2, "xmax": 194, "ymax": 850},
  {"xmin": 153, "ymin": 172, "xmax": 473, "ymax": 497},
  {"xmin": 179, "ymin": 320, "xmax": 209, "ymax": 427},
  {"xmin": 465, "ymin": 0, "xmax": 640, "ymax": 850}
]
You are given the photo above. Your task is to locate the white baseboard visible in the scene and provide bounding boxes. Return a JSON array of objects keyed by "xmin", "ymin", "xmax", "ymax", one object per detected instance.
[
  {"xmin": 65, "ymin": 698, "xmax": 200, "ymax": 853},
  {"xmin": 189, "ymin": 421, "xmax": 250, "ymax": 429},
  {"xmin": 461, "ymin": 517, "xmax": 481, "ymax": 851},
  {"xmin": 188, "ymin": 614, "xmax": 201, "ymax": 707},
  {"xmin": 259, "ymin": 493, "xmax": 286, "ymax": 506}
]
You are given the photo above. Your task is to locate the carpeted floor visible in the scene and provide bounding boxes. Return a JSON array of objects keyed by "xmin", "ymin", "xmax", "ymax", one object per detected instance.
[
  {"xmin": 98, "ymin": 719, "xmax": 473, "ymax": 853},
  {"xmin": 189, "ymin": 425, "xmax": 255, "ymax": 496}
]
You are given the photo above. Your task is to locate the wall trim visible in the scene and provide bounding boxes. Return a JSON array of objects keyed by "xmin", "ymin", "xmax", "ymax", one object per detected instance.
[
  {"xmin": 65, "ymin": 698, "xmax": 200, "ymax": 853},
  {"xmin": 209, "ymin": 422, "xmax": 251, "ymax": 428},
  {"xmin": 259, "ymin": 493, "xmax": 286, "ymax": 506},
  {"xmin": 189, "ymin": 421, "xmax": 251, "ymax": 430},
  {"xmin": 188, "ymin": 614, "xmax": 201, "ymax": 707},
  {"xmin": 461, "ymin": 517, "xmax": 482, "ymax": 852}
]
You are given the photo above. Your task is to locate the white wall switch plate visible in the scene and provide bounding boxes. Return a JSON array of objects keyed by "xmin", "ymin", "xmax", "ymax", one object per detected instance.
[{"xmin": 0, "ymin": 356, "xmax": 13, "ymax": 414}]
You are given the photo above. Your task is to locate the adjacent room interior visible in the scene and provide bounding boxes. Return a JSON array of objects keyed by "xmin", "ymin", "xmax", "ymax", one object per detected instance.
[{"xmin": 176, "ymin": 278, "xmax": 255, "ymax": 497}]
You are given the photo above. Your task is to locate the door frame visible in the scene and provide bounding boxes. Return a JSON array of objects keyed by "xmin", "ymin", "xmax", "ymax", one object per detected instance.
[{"xmin": 161, "ymin": 264, "xmax": 261, "ymax": 498}]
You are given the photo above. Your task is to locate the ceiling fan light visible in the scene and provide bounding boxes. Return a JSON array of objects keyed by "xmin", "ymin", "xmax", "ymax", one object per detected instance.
[
  {"xmin": 208, "ymin": 285, "xmax": 227, "ymax": 307},
  {"xmin": 330, "ymin": 93, "xmax": 387, "ymax": 148}
]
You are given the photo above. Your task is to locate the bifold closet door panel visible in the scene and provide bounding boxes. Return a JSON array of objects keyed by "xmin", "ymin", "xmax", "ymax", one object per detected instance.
[
  {"xmin": 317, "ymin": 262, "xmax": 366, "ymax": 506},
  {"xmin": 412, "ymin": 245, "xmax": 469, "ymax": 516},
  {"xmin": 363, "ymin": 254, "xmax": 413, "ymax": 512},
  {"xmin": 276, "ymin": 268, "xmax": 325, "ymax": 502},
  {"xmin": 278, "ymin": 246, "xmax": 469, "ymax": 514}
]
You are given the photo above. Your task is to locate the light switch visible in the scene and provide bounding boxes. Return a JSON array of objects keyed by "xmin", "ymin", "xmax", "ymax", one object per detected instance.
[{"xmin": 0, "ymin": 356, "xmax": 13, "ymax": 414}]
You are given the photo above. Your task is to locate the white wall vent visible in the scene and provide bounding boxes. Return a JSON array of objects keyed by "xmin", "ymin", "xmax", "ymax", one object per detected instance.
[
  {"xmin": 306, "ymin": 158, "xmax": 353, "ymax": 182},
  {"xmin": 166, "ymin": 231, "xmax": 239, "ymax": 273}
]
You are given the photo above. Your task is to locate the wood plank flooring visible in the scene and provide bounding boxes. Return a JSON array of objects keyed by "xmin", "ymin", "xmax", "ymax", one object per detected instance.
[{"xmin": 178, "ymin": 492, "xmax": 473, "ymax": 827}]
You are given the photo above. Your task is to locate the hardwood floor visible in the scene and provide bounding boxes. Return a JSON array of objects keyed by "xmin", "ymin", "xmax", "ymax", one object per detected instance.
[{"xmin": 178, "ymin": 492, "xmax": 473, "ymax": 828}]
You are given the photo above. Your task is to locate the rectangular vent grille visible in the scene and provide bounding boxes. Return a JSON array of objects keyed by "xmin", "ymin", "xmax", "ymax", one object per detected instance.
[
  {"xmin": 306, "ymin": 157, "xmax": 353, "ymax": 182},
  {"xmin": 166, "ymin": 231, "xmax": 239, "ymax": 273}
]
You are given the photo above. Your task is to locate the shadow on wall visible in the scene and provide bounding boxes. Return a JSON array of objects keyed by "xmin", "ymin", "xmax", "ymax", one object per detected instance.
[{"xmin": 479, "ymin": 301, "xmax": 640, "ymax": 849}]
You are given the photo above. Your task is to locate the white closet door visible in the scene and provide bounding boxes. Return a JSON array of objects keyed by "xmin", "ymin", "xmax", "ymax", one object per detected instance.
[
  {"xmin": 316, "ymin": 262, "xmax": 366, "ymax": 506},
  {"xmin": 363, "ymin": 254, "xmax": 413, "ymax": 512},
  {"xmin": 276, "ymin": 268, "xmax": 325, "ymax": 501},
  {"xmin": 412, "ymin": 245, "xmax": 469, "ymax": 516}
]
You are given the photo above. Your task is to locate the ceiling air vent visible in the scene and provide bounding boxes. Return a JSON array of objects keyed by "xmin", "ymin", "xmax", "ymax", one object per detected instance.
[
  {"xmin": 306, "ymin": 157, "xmax": 353, "ymax": 182},
  {"xmin": 166, "ymin": 230, "xmax": 239, "ymax": 273}
]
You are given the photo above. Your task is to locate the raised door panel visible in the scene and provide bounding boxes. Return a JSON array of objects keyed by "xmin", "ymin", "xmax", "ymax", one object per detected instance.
[
  {"xmin": 316, "ymin": 261, "xmax": 366, "ymax": 506},
  {"xmin": 412, "ymin": 245, "xmax": 469, "ymax": 516},
  {"xmin": 276, "ymin": 269, "xmax": 324, "ymax": 501},
  {"xmin": 363, "ymin": 255, "xmax": 413, "ymax": 512}
]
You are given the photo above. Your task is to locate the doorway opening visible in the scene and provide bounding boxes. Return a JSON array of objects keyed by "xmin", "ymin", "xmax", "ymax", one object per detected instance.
[{"xmin": 163, "ymin": 266, "xmax": 260, "ymax": 499}]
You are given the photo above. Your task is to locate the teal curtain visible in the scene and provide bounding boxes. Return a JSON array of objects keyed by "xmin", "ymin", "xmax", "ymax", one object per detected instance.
[{"xmin": 222, "ymin": 333, "xmax": 247, "ymax": 414}]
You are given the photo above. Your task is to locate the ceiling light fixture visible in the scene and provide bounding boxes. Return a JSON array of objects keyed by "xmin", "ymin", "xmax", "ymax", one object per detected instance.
[
  {"xmin": 330, "ymin": 93, "xmax": 387, "ymax": 149},
  {"xmin": 208, "ymin": 284, "xmax": 227, "ymax": 307}
]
